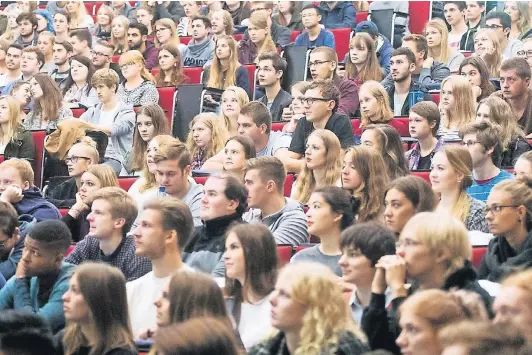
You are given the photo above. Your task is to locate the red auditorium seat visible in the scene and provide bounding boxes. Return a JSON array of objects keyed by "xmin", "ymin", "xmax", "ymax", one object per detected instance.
[
  {"xmin": 295, "ymin": 245, "xmax": 312, "ymax": 254},
  {"xmin": 290, "ymin": 30, "xmax": 301, "ymax": 43},
  {"xmin": 277, "ymin": 245, "xmax": 293, "ymax": 266},
  {"xmin": 271, "ymin": 122, "xmax": 286, "ymax": 132},
  {"xmin": 390, "ymin": 117, "xmax": 410, "ymax": 137},
  {"xmin": 152, "ymin": 68, "xmax": 160, "ymax": 77},
  {"xmin": 71, "ymin": 107, "xmax": 86, "ymax": 118},
  {"xmin": 156, "ymin": 87, "xmax": 176, "ymax": 126},
  {"xmin": 180, "ymin": 36, "xmax": 192, "ymax": 45},
  {"xmin": 408, "ymin": 0, "xmax": 431, "ymax": 34},
  {"xmin": 94, "ymin": 1, "xmax": 103, "ymax": 15},
  {"xmin": 59, "ymin": 209, "xmax": 69, "ymax": 216},
  {"xmin": 471, "ymin": 247, "xmax": 487, "ymax": 268},
  {"xmin": 430, "ymin": 92, "xmax": 440, "ymax": 105},
  {"xmin": 32, "ymin": 130, "xmax": 46, "ymax": 188},
  {"xmin": 0, "ymin": 156, "xmax": 4, "ymax": 164},
  {"xmin": 65, "ymin": 244, "xmax": 76, "ymax": 257},
  {"xmin": 112, "ymin": 55, "xmax": 120, "ymax": 63},
  {"xmin": 244, "ymin": 64, "xmax": 256, "ymax": 92},
  {"xmin": 233, "ymin": 33, "xmax": 244, "ymax": 41},
  {"xmin": 356, "ymin": 11, "xmax": 368, "ymax": 23},
  {"xmin": 284, "ymin": 174, "xmax": 294, "ymax": 197},
  {"xmin": 183, "ymin": 67, "xmax": 203, "ymax": 84},
  {"xmin": 193, "ymin": 176, "xmax": 208, "ymax": 185},
  {"xmin": 351, "ymin": 119, "xmax": 361, "ymax": 136},
  {"xmin": 84, "ymin": 2, "xmax": 94, "ymax": 15},
  {"xmin": 462, "ymin": 52, "xmax": 473, "ymax": 58},
  {"xmin": 330, "ymin": 28, "xmax": 352, "ymax": 61},
  {"xmin": 411, "ymin": 171, "xmax": 431, "ymax": 184},
  {"xmin": 118, "ymin": 177, "xmax": 137, "ymax": 191}
]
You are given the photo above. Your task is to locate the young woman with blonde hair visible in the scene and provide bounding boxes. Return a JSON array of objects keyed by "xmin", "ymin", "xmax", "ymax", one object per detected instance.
[
  {"xmin": 282, "ymin": 81, "xmax": 312, "ymax": 133},
  {"xmin": 291, "ymin": 129, "xmax": 342, "ymax": 205},
  {"xmin": 238, "ymin": 13, "xmax": 276, "ymax": 64},
  {"xmin": 430, "ymin": 146, "xmax": 488, "ymax": 232},
  {"xmin": 220, "ymin": 85, "xmax": 249, "ymax": 136},
  {"xmin": 93, "ymin": 4, "xmax": 114, "ymax": 40},
  {"xmin": 111, "ymin": 15, "xmax": 129, "ymax": 55},
  {"xmin": 117, "ymin": 50, "xmax": 159, "ymax": 106},
  {"xmin": 476, "ymin": 96, "xmax": 530, "ymax": 167},
  {"xmin": 59, "ymin": 262, "xmax": 136, "ymax": 355},
  {"xmin": 65, "ymin": 0, "xmax": 94, "ymax": 28},
  {"xmin": 155, "ymin": 44, "xmax": 188, "ymax": 87},
  {"xmin": 248, "ymin": 262, "xmax": 370, "ymax": 355},
  {"xmin": 186, "ymin": 113, "xmax": 229, "ymax": 170},
  {"xmin": 345, "ymin": 33, "xmax": 384, "ymax": 83},
  {"xmin": 438, "ymin": 75, "xmax": 477, "ymax": 141},
  {"xmin": 474, "ymin": 29, "xmax": 503, "ymax": 75},
  {"xmin": 154, "ymin": 18, "xmax": 185, "ymax": 54},
  {"xmin": 425, "ymin": 18, "xmax": 465, "ymax": 73},
  {"xmin": 0, "ymin": 95, "xmax": 34, "ymax": 161},
  {"xmin": 358, "ymin": 81, "xmax": 393, "ymax": 129},
  {"xmin": 505, "ymin": 1, "xmax": 531, "ymax": 40}
]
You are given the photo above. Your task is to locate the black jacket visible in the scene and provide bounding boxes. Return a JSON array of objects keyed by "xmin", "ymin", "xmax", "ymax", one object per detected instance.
[
  {"xmin": 384, "ymin": 80, "xmax": 432, "ymax": 117},
  {"xmin": 500, "ymin": 138, "xmax": 531, "ymax": 168},
  {"xmin": 460, "ymin": 20, "xmax": 483, "ymax": 52},
  {"xmin": 4, "ymin": 126, "xmax": 35, "ymax": 163},
  {"xmin": 478, "ymin": 231, "xmax": 532, "ymax": 282},
  {"xmin": 46, "ymin": 177, "xmax": 77, "ymax": 208},
  {"xmin": 362, "ymin": 261, "xmax": 492, "ymax": 354},
  {"xmin": 258, "ymin": 88, "xmax": 292, "ymax": 122}
]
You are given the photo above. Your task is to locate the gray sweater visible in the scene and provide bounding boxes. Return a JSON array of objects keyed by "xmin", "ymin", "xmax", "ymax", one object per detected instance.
[{"xmin": 182, "ymin": 39, "xmax": 215, "ymax": 68}]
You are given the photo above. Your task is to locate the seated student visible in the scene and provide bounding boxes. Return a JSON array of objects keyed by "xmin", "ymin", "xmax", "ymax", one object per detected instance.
[
  {"xmin": 62, "ymin": 164, "xmax": 119, "ymax": 242},
  {"xmin": 64, "ymin": 187, "xmax": 152, "ymax": 281},
  {"xmin": 382, "ymin": 34, "xmax": 451, "ymax": 87},
  {"xmin": 219, "ymin": 85, "xmax": 249, "ymax": 137},
  {"xmin": 154, "ymin": 44, "xmax": 188, "ymax": 87},
  {"xmin": 242, "ymin": 157, "xmax": 308, "ymax": 245},
  {"xmin": 182, "ymin": 16, "xmax": 215, "ymax": 68},
  {"xmin": 182, "ymin": 174, "xmax": 247, "ymax": 274},
  {"xmin": 474, "ymin": 29, "xmax": 503, "ymax": 78},
  {"xmin": 291, "ymin": 129, "xmax": 341, "ymax": 205},
  {"xmin": 515, "ymin": 151, "xmax": 532, "ymax": 180},
  {"xmin": 17, "ymin": 46, "xmax": 43, "ymax": 84},
  {"xmin": 9, "ymin": 81, "xmax": 31, "ymax": 121},
  {"xmin": 111, "ymin": 1, "xmax": 136, "ymax": 21},
  {"xmin": 111, "ymin": 16, "xmax": 129, "ymax": 55},
  {"xmin": 383, "ymin": 48, "xmax": 432, "ymax": 117},
  {"xmin": 485, "ymin": 11, "xmax": 522, "ymax": 59},
  {"xmin": 68, "ymin": 29, "xmax": 92, "ymax": 58},
  {"xmin": 249, "ymin": 263, "xmax": 370, "ymax": 355},
  {"xmin": 294, "ymin": 4, "xmax": 335, "ymax": 50},
  {"xmin": 176, "ymin": 1, "xmax": 201, "ymax": 37},
  {"xmin": 135, "ymin": 6, "xmax": 156, "ymax": 39},
  {"xmin": 345, "ymin": 32, "xmax": 385, "ymax": 84},
  {"xmin": 186, "ymin": 113, "xmax": 228, "ymax": 170},
  {"xmin": 238, "ymin": 13, "xmax": 277, "ymax": 65},
  {"xmin": 221, "ymin": 135, "xmax": 256, "ymax": 181},
  {"xmin": 0, "ymin": 159, "xmax": 60, "ymax": 221},
  {"xmin": 396, "ymin": 289, "xmax": 489, "ymax": 355},
  {"xmin": 406, "ymin": 101, "xmax": 444, "ymax": 170},
  {"xmin": 308, "ymin": 47, "xmax": 359, "ymax": 117},
  {"xmin": 339, "ymin": 222, "xmax": 396, "ymax": 324},
  {"xmin": 92, "ymin": 4, "xmax": 113, "ymax": 40},
  {"xmin": 116, "ymin": 50, "xmax": 159, "ymax": 106},
  {"xmin": 518, "ymin": 38, "xmax": 532, "ymax": 79},
  {"xmin": 317, "ymin": 0, "xmax": 356, "ymax": 29},
  {"xmin": 24, "ymin": 73, "xmax": 72, "ymax": 132},
  {"xmin": 0, "ymin": 220, "xmax": 74, "ymax": 333},
  {"xmin": 342, "ymin": 146, "xmax": 389, "ymax": 223},
  {"xmin": 461, "ymin": 121, "xmax": 514, "ymax": 203},
  {"xmin": 202, "ymin": 35, "xmax": 250, "ymax": 97},
  {"xmin": 243, "ymin": 1, "xmax": 290, "ymax": 47},
  {"xmin": 37, "ymin": 31, "xmax": 55, "ymax": 74},
  {"xmin": 210, "ymin": 9, "xmax": 235, "ymax": 40},
  {"xmin": 272, "ymin": 3, "xmax": 301, "ymax": 31},
  {"xmin": 0, "ymin": 44, "xmax": 23, "ymax": 94},
  {"xmin": 362, "ymin": 212, "xmax": 491, "ymax": 353},
  {"xmin": 384, "ymin": 175, "xmax": 437, "ymax": 235},
  {"xmin": 46, "ymin": 138, "xmax": 99, "ymax": 208},
  {"xmin": 281, "ymin": 79, "xmax": 355, "ymax": 174},
  {"xmin": 292, "ymin": 187, "xmax": 357, "ymax": 276},
  {"xmin": 354, "ymin": 22, "xmax": 393, "ymax": 76},
  {"xmin": 430, "ymin": 146, "xmax": 489, "ymax": 232},
  {"xmin": 153, "ymin": 18, "xmax": 184, "ymax": 53},
  {"xmin": 58, "ymin": 263, "xmax": 137, "ymax": 355},
  {"xmin": 255, "ymin": 53, "xmax": 291, "ymax": 122},
  {"xmin": 50, "ymin": 40, "xmax": 73, "ymax": 89},
  {"xmin": 0, "ymin": 310, "xmax": 56, "ymax": 355},
  {"xmin": 65, "ymin": 1, "xmax": 94, "ymax": 29},
  {"xmin": 479, "ymin": 179, "xmax": 532, "ymax": 282},
  {"xmin": 358, "ymin": 81, "xmax": 394, "ymax": 130},
  {"xmin": 505, "ymin": 1, "xmax": 531, "ymax": 40},
  {"xmin": 223, "ymin": 224, "xmax": 277, "ymax": 349},
  {"xmin": 361, "ymin": 124, "xmax": 409, "ymax": 180},
  {"xmin": 223, "ymin": 1, "xmax": 250, "ymax": 27},
  {"xmin": 14, "ymin": 12, "xmax": 38, "ymax": 48},
  {"xmin": 491, "ymin": 58, "xmax": 532, "ymax": 136},
  {"xmin": 459, "ymin": 56, "xmax": 496, "ymax": 102},
  {"xmin": 281, "ymin": 81, "xmax": 312, "ymax": 134},
  {"xmin": 52, "ymin": 10, "xmax": 71, "ymax": 43},
  {"xmin": 443, "ymin": 1, "xmax": 468, "ymax": 51},
  {"xmin": 0, "ymin": 95, "xmax": 34, "ymax": 161},
  {"xmin": 62, "ymin": 55, "xmax": 98, "ymax": 109},
  {"xmin": 81, "ymin": 68, "xmax": 135, "ymax": 175},
  {"xmin": 460, "ymin": 1, "xmax": 485, "ymax": 51},
  {"xmin": 237, "ymin": 102, "xmax": 291, "ymax": 158},
  {"xmin": 127, "ymin": 22, "xmax": 158, "ymax": 72},
  {"xmin": 128, "ymin": 198, "xmax": 195, "ymax": 338},
  {"xmin": 425, "ymin": 18, "xmax": 465, "ymax": 73},
  {"xmin": 439, "ymin": 75, "xmax": 477, "ymax": 141}
]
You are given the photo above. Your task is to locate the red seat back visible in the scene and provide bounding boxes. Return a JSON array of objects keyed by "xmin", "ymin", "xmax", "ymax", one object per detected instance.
[
  {"xmin": 277, "ymin": 245, "xmax": 293, "ymax": 266},
  {"xmin": 84, "ymin": 2, "xmax": 94, "ymax": 15},
  {"xmin": 472, "ymin": 247, "xmax": 487, "ymax": 268},
  {"xmin": 284, "ymin": 174, "xmax": 294, "ymax": 197},
  {"xmin": 183, "ymin": 67, "xmax": 203, "ymax": 84},
  {"xmin": 233, "ymin": 33, "xmax": 243, "ymax": 41},
  {"xmin": 156, "ymin": 87, "xmax": 176, "ymax": 127},
  {"xmin": 390, "ymin": 117, "xmax": 410, "ymax": 137},
  {"xmin": 295, "ymin": 245, "xmax": 312, "ymax": 254},
  {"xmin": 31, "ymin": 131, "xmax": 46, "ymax": 188},
  {"xmin": 408, "ymin": 1, "xmax": 431, "ymax": 34},
  {"xmin": 193, "ymin": 176, "xmax": 208, "ymax": 185},
  {"xmin": 59, "ymin": 208, "xmax": 69, "ymax": 216},
  {"xmin": 290, "ymin": 30, "xmax": 301, "ymax": 43},
  {"xmin": 71, "ymin": 107, "xmax": 86, "ymax": 118},
  {"xmin": 244, "ymin": 64, "xmax": 256, "ymax": 93},
  {"xmin": 112, "ymin": 55, "xmax": 120, "ymax": 63},
  {"xmin": 0, "ymin": 156, "xmax": 4, "ymax": 164},
  {"xmin": 152, "ymin": 68, "xmax": 160, "ymax": 77},
  {"xmin": 271, "ymin": 122, "xmax": 285, "ymax": 132},
  {"xmin": 351, "ymin": 119, "xmax": 361, "ymax": 136},
  {"xmin": 411, "ymin": 171, "xmax": 431, "ymax": 184},
  {"xmin": 65, "ymin": 244, "xmax": 76, "ymax": 256},
  {"xmin": 356, "ymin": 11, "xmax": 369, "ymax": 23},
  {"xmin": 430, "ymin": 93, "xmax": 440, "ymax": 105},
  {"xmin": 118, "ymin": 177, "xmax": 137, "ymax": 191},
  {"xmin": 330, "ymin": 28, "xmax": 352, "ymax": 62},
  {"xmin": 463, "ymin": 52, "xmax": 473, "ymax": 58},
  {"xmin": 180, "ymin": 36, "xmax": 192, "ymax": 45}
]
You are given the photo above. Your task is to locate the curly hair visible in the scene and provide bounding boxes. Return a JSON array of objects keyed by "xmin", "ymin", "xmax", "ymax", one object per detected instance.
[{"xmin": 186, "ymin": 113, "xmax": 228, "ymax": 169}]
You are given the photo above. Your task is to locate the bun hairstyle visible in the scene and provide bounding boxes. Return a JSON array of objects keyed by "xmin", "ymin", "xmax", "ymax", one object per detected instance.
[
  {"xmin": 492, "ymin": 178, "xmax": 532, "ymax": 231},
  {"xmin": 314, "ymin": 186, "xmax": 360, "ymax": 230}
]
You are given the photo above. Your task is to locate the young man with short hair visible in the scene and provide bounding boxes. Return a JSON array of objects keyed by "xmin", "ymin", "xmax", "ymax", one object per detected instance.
[
  {"xmin": 243, "ymin": 157, "xmax": 308, "ymax": 245},
  {"xmin": 444, "ymin": 1, "xmax": 468, "ymax": 51},
  {"xmin": 491, "ymin": 58, "xmax": 532, "ymax": 135},
  {"xmin": 238, "ymin": 101, "xmax": 291, "ymax": 157},
  {"xmin": 128, "ymin": 197, "xmax": 195, "ymax": 337},
  {"xmin": 0, "ymin": 44, "xmax": 23, "ymax": 93},
  {"xmin": 182, "ymin": 16, "xmax": 215, "ymax": 67},
  {"xmin": 318, "ymin": 1, "xmax": 356, "ymax": 29},
  {"xmin": 64, "ymin": 187, "xmax": 152, "ymax": 281},
  {"xmin": 485, "ymin": 11, "xmax": 522, "ymax": 58},
  {"xmin": 127, "ymin": 22, "xmax": 158, "ymax": 70},
  {"xmin": 280, "ymin": 79, "xmax": 355, "ymax": 173},
  {"xmin": 405, "ymin": 101, "xmax": 445, "ymax": 170},
  {"xmin": 0, "ymin": 159, "xmax": 61, "ymax": 222},
  {"xmin": 50, "ymin": 41, "xmax": 73, "ymax": 88},
  {"xmin": 182, "ymin": 174, "xmax": 247, "ymax": 274},
  {"xmin": 15, "ymin": 12, "xmax": 38, "ymax": 48},
  {"xmin": 295, "ymin": 4, "xmax": 335, "ymax": 50},
  {"xmin": 0, "ymin": 219, "xmax": 74, "ymax": 333},
  {"xmin": 461, "ymin": 121, "xmax": 514, "ymax": 202},
  {"xmin": 0, "ymin": 311, "xmax": 56, "ymax": 355},
  {"xmin": 20, "ymin": 46, "xmax": 43, "ymax": 81},
  {"xmin": 68, "ymin": 29, "xmax": 92, "ymax": 58},
  {"xmin": 91, "ymin": 39, "xmax": 124, "ymax": 81},
  {"xmin": 246, "ymin": 1, "xmax": 290, "ymax": 46},
  {"xmin": 460, "ymin": 1, "xmax": 485, "ymax": 51},
  {"xmin": 80, "ymin": 68, "xmax": 135, "ymax": 174},
  {"xmin": 384, "ymin": 47, "xmax": 432, "ymax": 116},
  {"xmin": 256, "ymin": 52, "xmax": 292, "ymax": 122}
]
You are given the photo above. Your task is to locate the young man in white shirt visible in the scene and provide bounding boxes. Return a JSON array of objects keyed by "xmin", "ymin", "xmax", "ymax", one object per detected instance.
[
  {"xmin": 128, "ymin": 197, "xmax": 195, "ymax": 338},
  {"xmin": 444, "ymin": 1, "xmax": 468, "ymax": 51}
]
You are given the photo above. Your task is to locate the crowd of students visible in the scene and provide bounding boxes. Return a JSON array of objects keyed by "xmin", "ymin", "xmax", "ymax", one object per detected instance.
[{"xmin": 0, "ymin": 0, "xmax": 532, "ymax": 354}]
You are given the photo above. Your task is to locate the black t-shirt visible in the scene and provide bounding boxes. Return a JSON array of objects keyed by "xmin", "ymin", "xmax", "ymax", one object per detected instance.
[
  {"xmin": 289, "ymin": 113, "xmax": 355, "ymax": 155},
  {"xmin": 417, "ymin": 154, "xmax": 432, "ymax": 170}
]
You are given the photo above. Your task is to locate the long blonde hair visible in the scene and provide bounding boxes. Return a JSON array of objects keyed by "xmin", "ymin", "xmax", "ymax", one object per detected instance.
[
  {"xmin": 119, "ymin": 50, "xmax": 155, "ymax": 83},
  {"xmin": 477, "ymin": 96, "xmax": 525, "ymax": 150},
  {"xmin": 359, "ymin": 81, "xmax": 393, "ymax": 128},
  {"xmin": 66, "ymin": 0, "xmax": 91, "ymax": 28},
  {"xmin": 207, "ymin": 35, "xmax": 240, "ymax": 89},
  {"xmin": 248, "ymin": 13, "xmax": 276, "ymax": 64},
  {"xmin": 140, "ymin": 134, "xmax": 176, "ymax": 193},
  {"xmin": 425, "ymin": 18, "xmax": 452, "ymax": 63},
  {"xmin": 0, "ymin": 96, "xmax": 22, "ymax": 146},
  {"xmin": 111, "ymin": 15, "xmax": 129, "ymax": 54},
  {"xmin": 474, "ymin": 29, "xmax": 502, "ymax": 77},
  {"xmin": 186, "ymin": 113, "xmax": 229, "ymax": 167},
  {"xmin": 220, "ymin": 86, "xmax": 249, "ymax": 132},
  {"xmin": 440, "ymin": 76, "xmax": 476, "ymax": 130},
  {"xmin": 293, "ymin": 129, "xmax": 342, "ymax": 205},
  {"xmin": 345, "ymin": 33, "xmax": 383, "ymax": 82},
  {"xmin": 154, "ymin": 18, "xmax": 181, "ymax": 49}
]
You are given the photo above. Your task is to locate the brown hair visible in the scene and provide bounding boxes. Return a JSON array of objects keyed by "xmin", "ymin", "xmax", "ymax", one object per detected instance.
[
  {"xmin": 477, "ymin": 96, "xmax": 525, "ymax": 150},
  {"xmin": 155, "ymin": 44, "xmax": 188, "ymax": 87},
  {"xmin": 32, "ymin": 73, "xmax": 62, "ymax": 123},
  {"xmin": 385, "ymin": 175, "xmax": 436, "ymax": 214},
  {"xmin": 345, "ymin": 33, "xmax": 383, "ymax": 82},
  {"xmin": 410, "ymin": 101, "xmax": 441, "ymax": 136},
  {"xmin": 140, "ymin": 135, "xmax": 177, "ymax": 193},
  {"xmin": 244, "ymin": 156, "xmax": 286, "ymax": 195},
  {"xmin": 91, "ymin": 68, "xmax": 120, "ymax": 90},
  {"xmin": 186, "ymin": 113, "xmax": 228, "ymax": 168},
  {"xmin": 224, "ymin": 135, "xmax": 256, "ymax": 160},
  {"xmin": 402, "ymin": 33, "xmax": 429, "ymax": 59},
  {"xmin": 239, "ymin": 101, "xmax": 272, "ymax": 133},
  {"xmin": 307, "ymin": 78, "xmax": 341, "ymax": 113},
  {"xmin": 276, "ymin": 1, "xmax": 302, "ymax": 26},
  {"xmin": 500, "ymin": 57, "xmax": 532, "ymax": 79},
  {"xmin": 90, "ymin": 187, "xmax": 138, "ymax": 233},
  {"xmin": 458, "ymin": 56, "xmax": 495, "ymax": 101},
  {"xmin": 459, "ymin": 120, "xmax": 503, "ymax": 165},
  {"xmin": 364, "ymin": 124, "xmax": 409, "ymax": 179},
  {"xmin": 154, "ymin": 138, "xmax": 192, "ymax": 171},
  {"xmin": 85, "ymin": 164, "xmax": 119, "ymax": 189}
]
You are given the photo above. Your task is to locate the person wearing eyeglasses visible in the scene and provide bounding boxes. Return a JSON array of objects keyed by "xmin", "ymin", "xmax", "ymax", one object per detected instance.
[
  {"xmin": 518, "ymin": 38, "xmax": 532, "ymax": 89},
  {"xmin": 460, "ymin": 121, "xmax": 514, "ymax": 203},
  {"xmin": 479, "ymin": 178, "xmax": 532, "ymax": 282},
  {"xmin": 90, "ymin": 39, "xmax": 124, "ymax": 83},
  {"xmin": 294, "ymin": 4, "xmax": 335, "ymax": 50},
  {"xmin": 485, "ymin": 11, "xmax": 523, "ymax": 59}
]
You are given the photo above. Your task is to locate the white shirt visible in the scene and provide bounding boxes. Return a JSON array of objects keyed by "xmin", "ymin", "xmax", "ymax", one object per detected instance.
[{"xmin": 238, "ymin": 295, "xmax": 275, "ymax": 349}]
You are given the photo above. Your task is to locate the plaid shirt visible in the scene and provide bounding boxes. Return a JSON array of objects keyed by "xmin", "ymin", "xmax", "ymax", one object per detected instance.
[
  {"xmin": 64, "ymin": 236, "xmax": 152, "ymax": 282},
  {"xmin": 465, "ymin": 198, "xmax": 489, "ymax": 233},
  {"xmin": 405, "ymin": 137, "xmax": 445, "ymax": 170}
]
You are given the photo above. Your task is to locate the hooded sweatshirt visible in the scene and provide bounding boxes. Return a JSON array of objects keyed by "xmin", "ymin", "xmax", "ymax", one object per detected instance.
[
  {"xmin": 13, "ymin": 187, "xmax": 61, "ymax": 222},
  {"xmin": 182, "ymin": 39, "xmax": 215, "ymax": 68}
]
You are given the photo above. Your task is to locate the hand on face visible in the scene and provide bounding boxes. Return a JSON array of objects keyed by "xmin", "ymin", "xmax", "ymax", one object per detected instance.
[
  {"xmin": 376, "ymin": 254, "xmax": 407, "ymax": 294},
  {"xmin": 0, "ymin": 185, "xmax": 23, "ymax": 204},
  {"xmin": 15, "ymin": 258, "xmax": 27, "ymax": 278}
]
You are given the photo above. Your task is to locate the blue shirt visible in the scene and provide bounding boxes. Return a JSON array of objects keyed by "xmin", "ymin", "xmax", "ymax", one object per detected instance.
[
  {"xmin": 294, "ymin": 28, "xmax": 336, "ymax": 49},
  {"xmin": 467, "ymin": 169, "xmax": 515, "ymax": 203}
]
